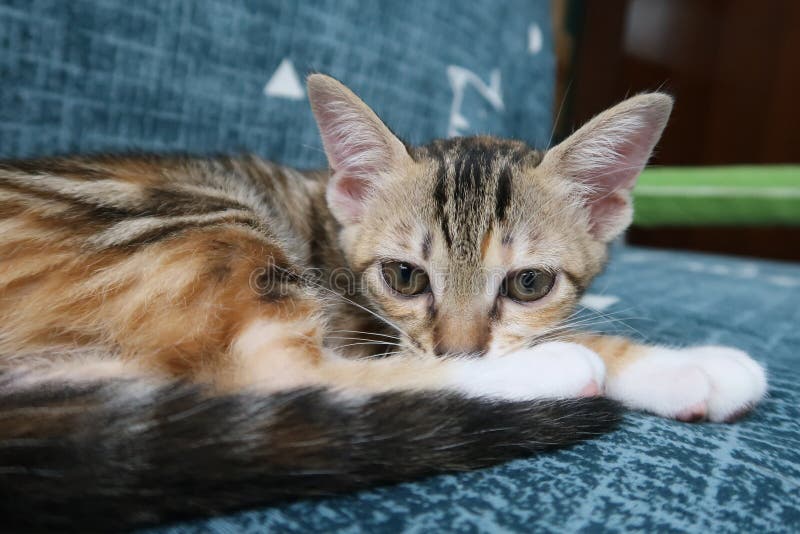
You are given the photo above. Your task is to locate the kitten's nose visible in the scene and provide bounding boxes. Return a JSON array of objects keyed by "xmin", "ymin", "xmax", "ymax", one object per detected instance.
[{"xmin": 432, "ymin": 312, "xmax": 489, "ymax": 357}]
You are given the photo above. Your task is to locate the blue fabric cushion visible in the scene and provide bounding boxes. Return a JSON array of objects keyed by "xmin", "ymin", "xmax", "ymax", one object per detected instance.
[
  {"xmin": 4, "ymin": 1, "xmax": 799, "ymax": 531},
  {"xmin": 0, "ymin": 0, "xmax": 554, "ymax": 166},
  {"xmin": 150, "ymin": 246, "xmax": 800, "ymax": 533}
]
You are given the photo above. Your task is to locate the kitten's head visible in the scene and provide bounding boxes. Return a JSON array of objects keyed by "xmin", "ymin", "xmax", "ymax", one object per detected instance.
[{"xmin": 308, "ymin": 74, "xmax": 672, "ymax": 357}]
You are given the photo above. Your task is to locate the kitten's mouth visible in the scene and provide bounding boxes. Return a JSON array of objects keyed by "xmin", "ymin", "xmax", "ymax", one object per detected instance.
[{"xmin": 432, "ymin": 346, "xmax": 489, "ymax": 359}]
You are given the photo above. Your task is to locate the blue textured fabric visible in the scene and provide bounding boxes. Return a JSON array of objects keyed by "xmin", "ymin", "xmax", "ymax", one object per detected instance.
[
  {"xmin": 4, "ymin": 1, "xmax": 798, "ymax": 531},
  {"xmin": 0, "ymin": 0, "xmax": 554, "ymax": 166},
  {"xmin": 151, "ymin": 246, "xmax": 800, "ymax": 533}
]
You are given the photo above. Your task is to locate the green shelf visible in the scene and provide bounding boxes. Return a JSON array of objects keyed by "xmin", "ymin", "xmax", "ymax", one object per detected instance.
[{"xmin": 632, "ymin": 166, "xmax": 800, "ymax": 226}]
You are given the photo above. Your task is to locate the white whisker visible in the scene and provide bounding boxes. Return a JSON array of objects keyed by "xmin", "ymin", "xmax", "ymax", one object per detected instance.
[{"xmin": 268, "ymin": 263, "xmax": 423, "ymax": 356}]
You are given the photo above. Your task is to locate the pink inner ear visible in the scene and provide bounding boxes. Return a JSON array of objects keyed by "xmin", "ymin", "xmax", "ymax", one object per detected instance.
[
  {"xmin": 312, "ymin": 97, "xmax": 390, "ymax": 179},
  {"xmin": 326, "ymin": 171, "xmax": 376, "ymax": 223},
  {"xmin": 319, "ymin": 121, "xmax": 384, "ymax": 177},
  {"xmin": 309, "ymin": 77, "xmax": 414, "ymax": 224},
  {"xmin": 321, "ymin": 127, "xmax": 388, "ymax": 222},
  {"xmin": 586, "ymin": 132, "xmax": 653, "ymax": 195},
  {"xmin": 337, "ymin": 175, "xmax": 371, "ymax": 201},
  {"xmin": 578, "ymin": 118, "xmax": 663, "ymax": 240},
  {"xmin": 588, "ymin": 193, "xmax": 629, "ymax": 238}
]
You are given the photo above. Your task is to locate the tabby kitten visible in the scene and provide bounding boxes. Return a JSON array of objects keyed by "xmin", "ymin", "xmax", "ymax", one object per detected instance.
[{"xmin": 0, "ymin": 75, "xmax": 766, "ymax": 531}]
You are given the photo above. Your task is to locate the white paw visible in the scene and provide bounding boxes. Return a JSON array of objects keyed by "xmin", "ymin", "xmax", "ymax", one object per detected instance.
[
  {"xmin": 448, "ymin": 342, "xmax": 606, "ymax": 401},
  {"xmin": 607, "ymin": 345, "xmax": 767, "ymax": 422}
]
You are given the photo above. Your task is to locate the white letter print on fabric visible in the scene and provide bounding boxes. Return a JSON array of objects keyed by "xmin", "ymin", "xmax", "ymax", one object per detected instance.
[{"xmin": 446, "ymin": 66, "xmax": 504, "ymax": 137}]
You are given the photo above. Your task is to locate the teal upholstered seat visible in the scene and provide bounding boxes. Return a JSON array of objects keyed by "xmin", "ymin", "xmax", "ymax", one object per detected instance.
[
  {"xmin": 153, "ymin": 245, "xmax": 800, "ymax": 533},
  {"xmin": 2, "ymin": 1, "xmax": 797, "ymax": 531}
]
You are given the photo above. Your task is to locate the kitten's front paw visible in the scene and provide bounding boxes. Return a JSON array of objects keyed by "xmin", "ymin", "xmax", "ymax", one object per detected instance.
[
  {"xmin": 608, "ymin": 345, "xmax": 767, "ymax": 422},
  {"xmin": 449, "ymin": 342, "xmax": 606, "ymax": 401}
]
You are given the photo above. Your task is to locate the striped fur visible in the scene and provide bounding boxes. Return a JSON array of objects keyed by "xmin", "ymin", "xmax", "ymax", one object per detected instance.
[
  {"xmin": 0, "ymin": 368, "xmax": 619, "ymax": 532},
  {"xmin": 0, "ymin": 74, "xmax": 683, "ymax": 530}
]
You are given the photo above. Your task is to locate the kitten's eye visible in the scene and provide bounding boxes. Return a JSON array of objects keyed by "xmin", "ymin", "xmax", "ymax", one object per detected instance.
[
  {"xmin": 501, "ymin": 269, "xmax": 555, "ymax": 302},
  {"xmin": 381, "ymin": 262, "xmax": 430, "ymax": 296}
]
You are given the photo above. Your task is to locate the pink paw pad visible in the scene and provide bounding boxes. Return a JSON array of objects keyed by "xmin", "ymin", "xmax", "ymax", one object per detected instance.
[
  {"xmin": 675, "ymin": 402, "xmax": 707, "ymax": 422},
  {"xmin": 579, "ymin": 380, "xmax": 602, "ymax": 398}
]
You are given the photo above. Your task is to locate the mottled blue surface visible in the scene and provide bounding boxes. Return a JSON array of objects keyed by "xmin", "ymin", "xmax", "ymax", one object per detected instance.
[
  {"xmin": 0, "ymin": 0, "xmax": 553, "ymax": 166},
  {"xmin": 3, "ymin": 1, "xmax": 798, "ymax": 531},
  {"xmin": 154, "ymin": 247, "xmax": 800, "ymax": 533}
]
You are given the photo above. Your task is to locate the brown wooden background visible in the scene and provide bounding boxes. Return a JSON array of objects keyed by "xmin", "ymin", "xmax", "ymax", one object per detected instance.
[{"xmin": 553, "ymin": 0, "xmax": 800, "ymax": 260}]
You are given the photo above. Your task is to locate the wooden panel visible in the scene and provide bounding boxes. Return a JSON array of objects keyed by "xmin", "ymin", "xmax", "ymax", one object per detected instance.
[
  {"xmin": 762, "ymin": 2, "xmax": 800, "ymax": 162},
  {"xmin": 562, "ymin": 0, "xmax": 800, "ymax": 260},
  {"xmin": 628, "ymin": 227, "xmax": 800, "ymax": 261},
  {"xmin": 558, "ymin": 0, "xmax": 628, "ymax": 142},
  {"xmin": 565, "ymin": 0, "xmax": 800, "ymax": 165},
  {"xmin": 703, "ymin": 1, "xmax": 789, "ymax": 163}
]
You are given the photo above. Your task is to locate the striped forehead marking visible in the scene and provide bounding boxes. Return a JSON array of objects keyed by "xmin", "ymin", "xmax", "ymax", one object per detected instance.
[{"xmin": 421, "ymin": 138, "xmax": 540, "ymax": 254}]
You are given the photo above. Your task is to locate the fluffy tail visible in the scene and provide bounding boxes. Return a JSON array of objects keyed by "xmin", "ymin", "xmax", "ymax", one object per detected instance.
[{"xmin": 0, "ymin": 370, "xmax": 620, "ymax": 532}]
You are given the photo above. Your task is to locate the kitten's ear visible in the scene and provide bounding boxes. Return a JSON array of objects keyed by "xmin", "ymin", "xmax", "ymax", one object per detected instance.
[
  {"xmin": 542, "ymin": 93, "xmax": 673, "ymax": 241},
  {"xmin": 307, "ymin": 74, "xmax": 412, "ymax": 224}
]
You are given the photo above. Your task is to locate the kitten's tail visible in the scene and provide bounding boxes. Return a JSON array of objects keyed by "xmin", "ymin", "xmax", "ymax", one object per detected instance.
[{"xmin": 0, "ymin": 369, "xmax": 620, "ymax": 532}]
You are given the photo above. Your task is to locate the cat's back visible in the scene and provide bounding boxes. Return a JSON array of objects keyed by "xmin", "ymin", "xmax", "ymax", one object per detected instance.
[
  {"xmin": 0, "ymin": 152, "xmax": 331, "ymax": 364},
  {"xmin": 0, "ymin": 153, "xmax": 326, "ymax": 244}
]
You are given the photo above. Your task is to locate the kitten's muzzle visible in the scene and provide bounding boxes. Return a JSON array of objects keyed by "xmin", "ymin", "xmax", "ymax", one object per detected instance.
[{"xmin": 432, "ymin": 311, "xmax": 490, "ymax": 358}]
